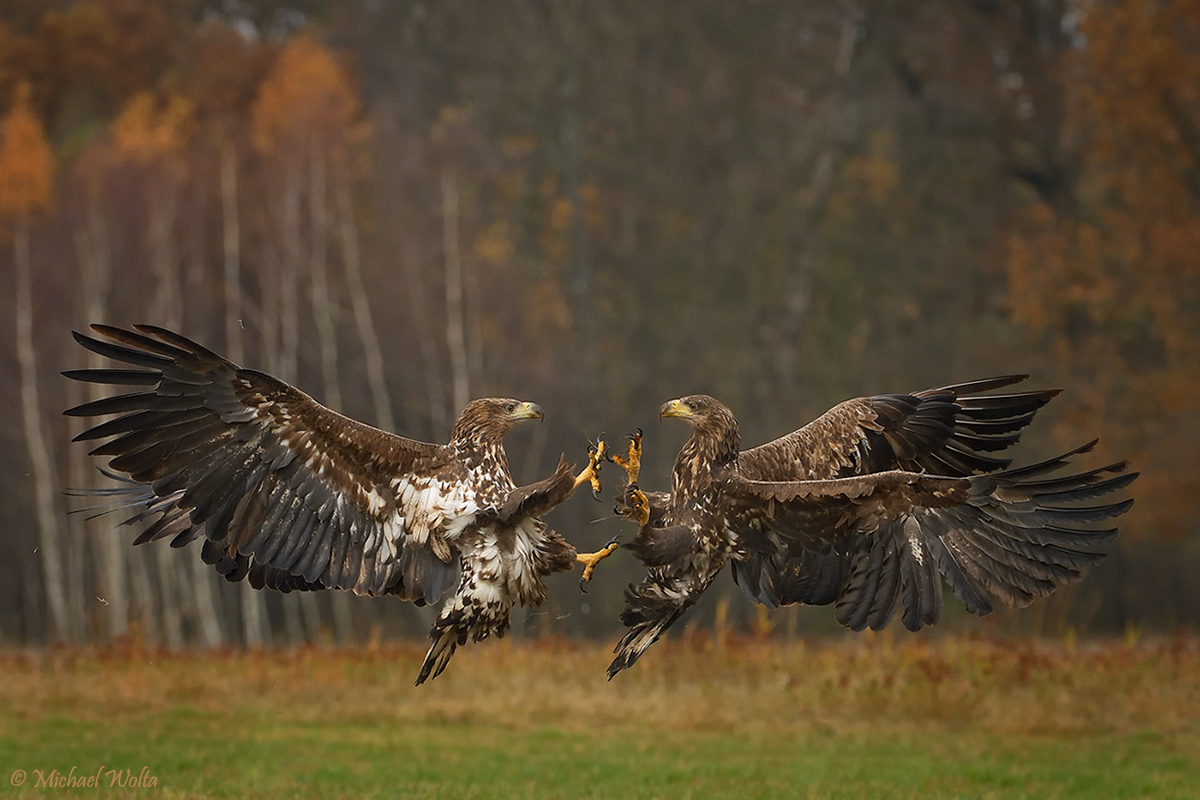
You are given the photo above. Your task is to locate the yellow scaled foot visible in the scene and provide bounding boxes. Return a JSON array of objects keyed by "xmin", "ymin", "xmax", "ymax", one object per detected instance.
[
  {"xmin": 577, "ymin": 538, "xmax": 620, "ymax": 590},
  {"xmin": 617, "ymin": 484, "xmax": 651, "ymax": 527},
  {"xmin": 610, "ymin": 428, "xmax": 642, "ymax": 484},
  {"xmin": 573, "ymin": 438, "xmax": 606, "ymax": 498}
]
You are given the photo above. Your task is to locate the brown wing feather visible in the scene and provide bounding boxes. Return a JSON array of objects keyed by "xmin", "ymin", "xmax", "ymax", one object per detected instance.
[
  {"xmin": 737, "ymin": 376, "xmax": 1061, "ymax": 482},
  {"xmin": 721, "ymin": 442, "xmax": 1135, "ymax": 632},
  {"xmin": 498, "ymin": 455, "xmax": 576, "ymax": 522},
  {"xmin": 66, "ymin": 324, "xmax": 460, "ymax": 603}
]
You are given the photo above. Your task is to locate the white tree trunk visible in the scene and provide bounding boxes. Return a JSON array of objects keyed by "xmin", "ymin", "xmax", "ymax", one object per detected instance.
[
  {"xmin": 401, "ymin": 233, "xmax": 447, "ymax": 434},
  {"xmin": 147, "ymin": 179, "xmax": 187, "ymax": 650},
  {"xmin": 309, "ymin": 152, "xmax": 342, "ymax": 411},
  {"xmin": 219, "ymin": 138, "xmax": 270, "ymax": 646},
  {"xmin": 279, "ymin": 167, "xmax": 302, "ymax": 383},
  {"xmin": 69, "ymin": 192, "xmax": 127, "ymax": 638},
  {"xmin": 441, "ymin": 172, "xmax": 469, "ymax": 415},
  {"xmin": 335, "ymin": 166, "xmax": 396, "ymax": 432},
  {"xmin": 221, "ymin": 140, "xmax": 245, "ymax": 364},
  {"xmin": 14, "ymin": 219, "xmax": 70, "ymax": 642},
  {"xmin": 277, "ymin": 161, "xmax": 306, "ymax": 642}
]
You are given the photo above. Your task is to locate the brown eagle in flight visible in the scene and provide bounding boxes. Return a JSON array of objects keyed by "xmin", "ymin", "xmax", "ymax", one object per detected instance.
[
  {"xmin": 607, "ymin": 378, "xmax": 1136, "ymax": 678},
  {"xmin": 65, "ymin": 325, "xmax": 614, "ymax": 684}
]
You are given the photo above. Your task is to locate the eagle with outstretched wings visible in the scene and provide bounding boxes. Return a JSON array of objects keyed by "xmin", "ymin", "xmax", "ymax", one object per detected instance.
[
  {"xmin": 65, "ymin": 325, "xmax": 614, "ymax": 684},
  {"xmin": 607, "ymin": 377, "xmax": 1136, "ymax": 678}
]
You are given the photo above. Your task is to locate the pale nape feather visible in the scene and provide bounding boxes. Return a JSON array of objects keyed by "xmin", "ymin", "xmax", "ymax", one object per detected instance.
[{"xmin": 66, "ymin": 324, "xmax": 586, "ymax": 684}]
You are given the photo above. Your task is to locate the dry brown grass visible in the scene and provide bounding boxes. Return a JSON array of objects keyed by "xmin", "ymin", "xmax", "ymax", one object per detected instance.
[{"xmin": 3, "ymin": 632, "xmax": 1197, "ymax": 740}]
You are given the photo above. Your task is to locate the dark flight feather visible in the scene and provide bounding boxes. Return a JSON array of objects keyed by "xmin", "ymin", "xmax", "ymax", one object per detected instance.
[
  {"xmin": 66, "ymin": 324, "xmax": 595, "ymax": 684},
  {"xmin": 609, "ymin": 382, "xmax": 1134, "ymax": 676}
]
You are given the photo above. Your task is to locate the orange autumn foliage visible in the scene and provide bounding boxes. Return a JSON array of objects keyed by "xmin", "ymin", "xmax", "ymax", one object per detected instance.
[
  {"xmin": 0, "ymin": 82, "xmax": 54, "ymax": 221},
  {"xmin": 252, "ymin": 33, "xmax": 361, "ymax": 158},
  {"xmin": 1007, "ymin": 0, "xmax": 1200, "ymax": 538},
  {"xmin": 111, "ymin": 91, "xmax": 195, "ymax": 174}
]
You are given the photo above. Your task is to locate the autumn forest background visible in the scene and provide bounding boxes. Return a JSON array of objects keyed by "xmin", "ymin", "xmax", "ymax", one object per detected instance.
[{"xmin": 0, "ymin": 0, "xmax": 1197, "ymax": 649}]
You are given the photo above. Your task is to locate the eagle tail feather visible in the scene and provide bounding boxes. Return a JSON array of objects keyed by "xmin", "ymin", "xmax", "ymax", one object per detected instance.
[
  {"xmin": 416, "ymin": 630, "xmax": 459, "ymax": 686},
  {"xmin": 608, "ymin": 569, "xmax": 714, "ymax": 679},
  {"xmin": 607, "ymin": 607, "xmax": 682, "ymax": 680}
]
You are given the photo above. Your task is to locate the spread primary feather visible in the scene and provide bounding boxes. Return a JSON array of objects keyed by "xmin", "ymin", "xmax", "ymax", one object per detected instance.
[
  {"xmin": 609, "ymin": 381, "xmax": 1135, "ymax": 678},
  {"xmin": 65, "ymin": 324, "xmax": 590, "ymax": 685}
]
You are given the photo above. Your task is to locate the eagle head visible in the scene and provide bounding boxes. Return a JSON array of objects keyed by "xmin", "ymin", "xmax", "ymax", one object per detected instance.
[
  {"xmin": 451, "ymin": 398, "xmax": 544, "ymax": 445},
  {"xmin": 660, "ymin": 394, "xmax": 740, "ymax": 462}
]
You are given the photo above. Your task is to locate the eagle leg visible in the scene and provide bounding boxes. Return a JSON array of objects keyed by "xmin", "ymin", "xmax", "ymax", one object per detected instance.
[
  {"xmin": 609, "ymin": 428, "xmax": 643, "ymax": 485},
  {"xmin": 611, "ymin": 431, "xmax": 650, "ymax": 526},
  {"xmin": 576, "ymin": 536, "xmax": 621, "ymax": 591},
  {"xmin": 573, "ymin": 437, "xmax": 606, "ymax": 499}
]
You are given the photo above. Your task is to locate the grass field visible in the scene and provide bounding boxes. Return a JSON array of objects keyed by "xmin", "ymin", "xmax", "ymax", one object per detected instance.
[{"xmin": 1, "ymin": 634, "xmax": 1197, "ymax": 799}]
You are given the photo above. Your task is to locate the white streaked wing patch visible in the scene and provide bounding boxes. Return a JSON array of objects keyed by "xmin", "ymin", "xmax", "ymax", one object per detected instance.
[
  {"xmin": 364, "ymin": 487, "xmax": 388, "ymax": 516},
  {"xmin": 251, "ymin": 395, "xmax": 505, "ymax": 577},
  {"xmin": 385, "ymin": 474, "xmax": 481, "ymax": 556}
]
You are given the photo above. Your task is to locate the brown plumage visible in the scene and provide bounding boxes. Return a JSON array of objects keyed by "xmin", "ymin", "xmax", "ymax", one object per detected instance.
[
  {"xmin": 65, "ymin": 324, "xmax": 594, "ymax": 684},
  {"xmin": 609, "ymin": 378, "xmax": 1136, "ymax": 678}
]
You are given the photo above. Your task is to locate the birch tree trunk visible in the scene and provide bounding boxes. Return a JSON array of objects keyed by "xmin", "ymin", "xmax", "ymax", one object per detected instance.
[
  {"xmin": 335, "ymin": 165, "xmax": 395, "ymax": 433},
  {"xmin": 277, "ymin": 160, "xmax": 308, "ymax": 643},
  {"xmin": 179, "ymin": 178, "xmax": 226, "ymax": 649},
  {"xmin": 402, "ymin": 231, "xmax": 448, "ymax": 434},
  {"xmin": 441, "ymin": 171, "xmax": 469, "ymax": 415},
  {"xmin": 147, "ymin": 180, "xmax": 188, "ymax": 650},
  {"xmin": 309, "ymin": 152, "xmax": 342, "ymax": 411},
  {"xmin": 219, "ymin": 138, "xmax": 270, "ymax": 647},
  {"xmin": 297, "ymin": 152, "xmax": 333, "ymax": 640},
  {"xmin": 221, "ymin": 141, "xmax": 246, "ymax": 366},
  {"xmin": 279, "ymin": 166, "xmax": 302, "ymax": 384},
  {"xmin": 70, "ymin": 190, "xmax": 127, "ymax": 639},
  {"xmin": 13, "ymin": 219, "xmax": 69, "ymax": 642}
]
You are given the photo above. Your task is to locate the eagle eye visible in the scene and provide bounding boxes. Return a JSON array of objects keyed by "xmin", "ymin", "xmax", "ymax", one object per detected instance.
[
  {"xmin": 686, "ymin": 400, "xmax": 698, "ymax": 411},
  {"xmin": 505, "ymin": 402, "xmax": 517, "ymax": 413}
]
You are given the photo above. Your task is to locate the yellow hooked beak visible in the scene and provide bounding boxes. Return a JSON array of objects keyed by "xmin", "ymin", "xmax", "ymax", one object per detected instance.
[
  {"xmin": 510, "ymin": 401, "xmax": 545, "ymax": 421},
  {"xmin": 659, "ymin": 399, "xmax": 692, "ymax": 419}
]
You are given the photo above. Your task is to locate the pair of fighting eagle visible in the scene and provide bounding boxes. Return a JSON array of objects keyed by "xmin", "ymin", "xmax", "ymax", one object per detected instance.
[{"xmin": 66, "ymin": 325, "xmax": 1135, "ymax": 683}]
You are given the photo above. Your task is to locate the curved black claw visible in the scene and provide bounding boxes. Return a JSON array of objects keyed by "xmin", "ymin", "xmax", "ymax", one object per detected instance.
[
  {"xmin": 576, "ymin": 434, "xmax": 606, "ymax": 499},
  {"xmin": 577, "ymin": 537, "xmax": 621, "ymax": 592},
  {"xmin": 585, "ymin": 432, "xmax": 606, "ymax": 459},
  {"xmin": 613, "ymin": 482, "xmax": 639, "ymax": 516}
]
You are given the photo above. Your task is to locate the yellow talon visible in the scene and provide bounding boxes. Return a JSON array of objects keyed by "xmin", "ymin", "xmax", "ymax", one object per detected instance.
[
  {"xmin": 610, "ymin": 429, "xmax": 642, "ymax": 485},
  {"xmin": 573, "ymin": 438, "xmax": 605, "ymax": 495},
  {"xmin": 577, "ymin": 538, "xmax": 620, "ymax": 589},
  {"xmin": 626, "ymin": 486, "xmax": 651, "ymax": 527}
]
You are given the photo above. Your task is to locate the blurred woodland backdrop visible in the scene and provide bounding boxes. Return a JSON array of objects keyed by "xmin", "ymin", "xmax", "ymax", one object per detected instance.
[{"xmin": 0, "ymin": 0, "xmax": 1197, "ymax": 647}]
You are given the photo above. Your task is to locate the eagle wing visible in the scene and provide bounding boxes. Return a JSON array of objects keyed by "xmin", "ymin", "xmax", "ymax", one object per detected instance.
[
  {"xmin": 730, "ymin": 376, "xmax": 1063, "ymax": 615},
  {"xmin": 722, "ymin": 441, "xmax": 1136, "ymax": 632},
  {"xmin": 737, "ymin": 376, "xmax": 1061, "ymax": 482},
  {"xmin": 66, "ymin": 324, "xmax": 467, "ymax": 605}
]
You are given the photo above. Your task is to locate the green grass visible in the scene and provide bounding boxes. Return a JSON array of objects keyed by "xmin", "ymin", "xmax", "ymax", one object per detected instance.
[
  {"xmin": 0, "ymin": 637, "xmax": 1197, "ymax": 798},
  {"xmin": 4, "ymin": 714, "xmax": 1193, "ymax": 799}
]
